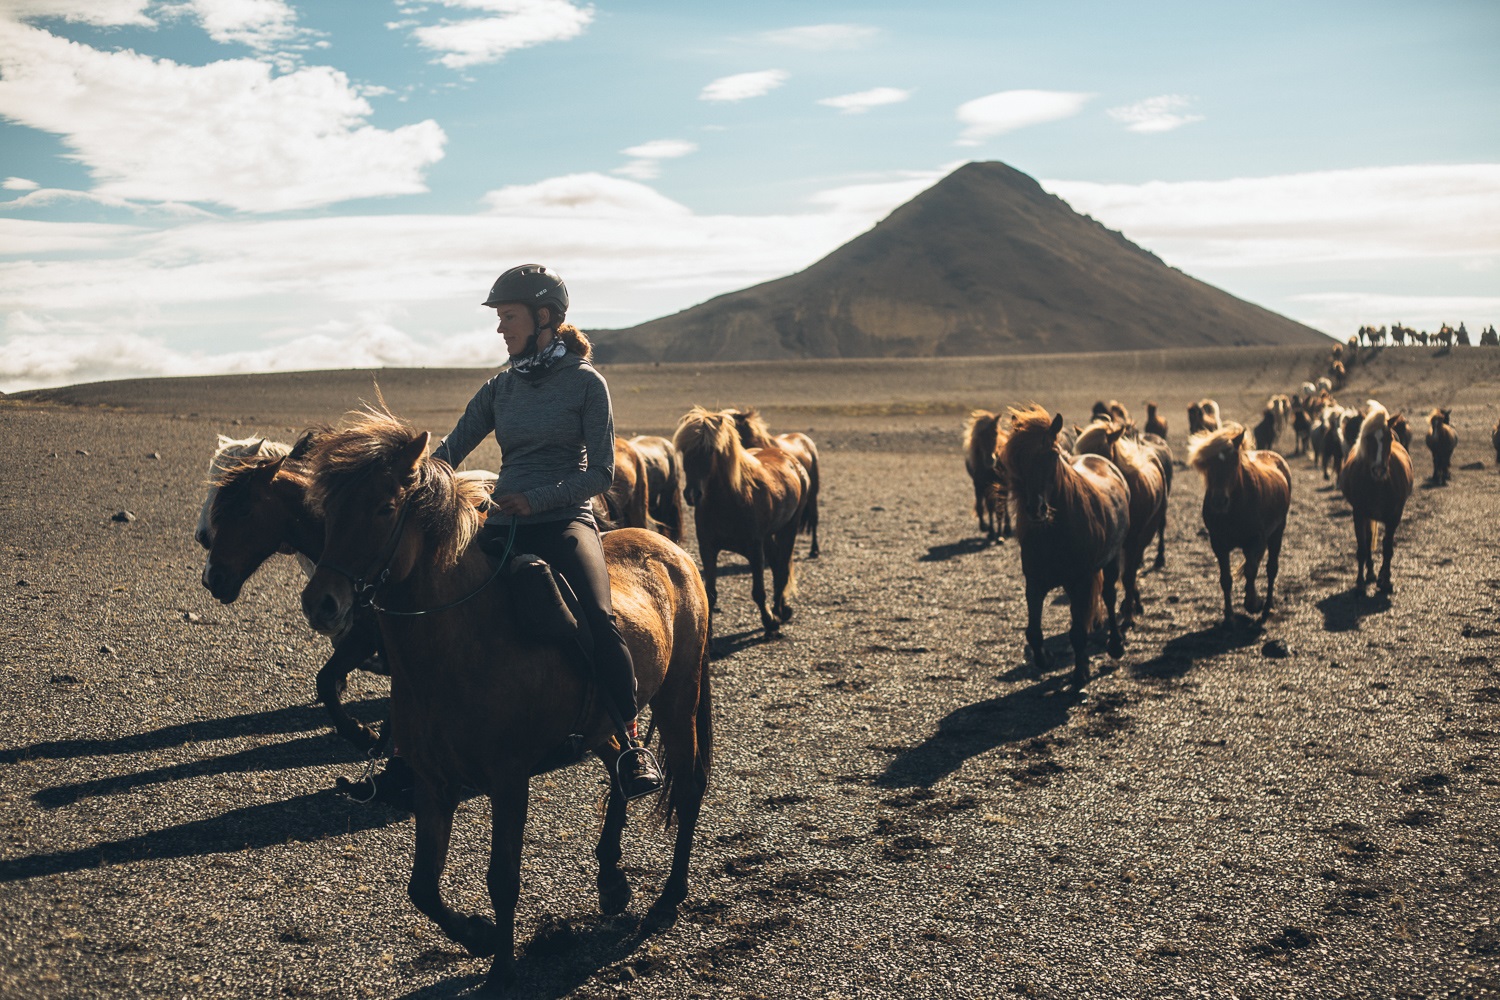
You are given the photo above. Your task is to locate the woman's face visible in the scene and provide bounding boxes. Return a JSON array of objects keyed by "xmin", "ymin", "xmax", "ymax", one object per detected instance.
[{"xmin": 494, "ymin": 302, "xmax": 536, "ymax": 355}]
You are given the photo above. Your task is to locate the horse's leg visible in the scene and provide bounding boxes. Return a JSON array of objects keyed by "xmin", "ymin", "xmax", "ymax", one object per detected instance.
[
  {"xmin": 805, "ymin": 485, "xmax": 821, "ymax": 559},
  {"xmin": 1102, "ymin": 560, "xmax": 1125, "ymax": 661},
  {"xmin": 1024, "ymin": 577, "xmax": 1052, "ymax": 675},
  {"xmin": 593, "ymin": 753, "xmax": 631, "ymax": 915},
  {"xmin": 700, "ymin": 543, "xmax": 720, "ymax": 611},
  {"xmin": 973, "ymin": 478, "xmax": 989, "ymax": 538},
  {"xmin": 1120, "ymin": 541, "xmax": 1143, "ymax": 630},
  {"xmin": 1153, "ymin": 508, "xmax": 1167, "ymax": 570},
  {"xmin": 1212, "ymin": 542, "xmax": 1235, "ymax": 625},
  {"xmin": 769, "ymin": 527, "xmax": 797, "ymax": 624},
  {"xmin": 1242, "ymin": 542, "xmax": 1265, "ymax": 615},
  {"xmin": 1376, "ymin": 516, "xmax": 1398, "ymax": 595},
  {"xmin": 408, "ymin": 784, "xmax": 497, "ymax": 959},
  {"xmin": 1262, "ymin": 526, "xmax": 1284, "ymax": 620},
  {"xmin": 748, "ymin": 544, "xmax": 777, "ymax": 633},
  {"xmin": 1353, "ymin": 515, "xmax": 1372, "ymax": 590},
  {"xmin": 643, "ymin": 679, "xmax": 710, "ymax": 932},
  {"xmin": 483, "ymin": 778, "xmax": 530, "ymax": 992},
  {"xmin": 316, "ymin": 629, "xmax": 380, "ymax": 751}
]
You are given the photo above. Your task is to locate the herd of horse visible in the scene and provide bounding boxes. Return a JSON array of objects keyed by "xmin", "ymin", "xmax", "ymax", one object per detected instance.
[
  {"xmin": 1355, "ymin": 322, "xmax": 1500, "ymax": 348},
  {"xmin": 192, "ymin": 378, "xmax": 1478, "ymax": 989}
]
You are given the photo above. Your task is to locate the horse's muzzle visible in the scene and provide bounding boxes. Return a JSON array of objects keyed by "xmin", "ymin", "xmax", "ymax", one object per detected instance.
[
  {"xmin": 201, "ymin": 560, "xmax": 244, "ymax": 604},
  {"xmin": 301, "ymin": 579, "xmax": 350, "ymax": 637},
  {"xmin": 1207, "ymin": 493, "xmax": 1232, "ymax": 514},
  {"xmin": 683, "ymin": 484, "xmax": 702, "ymax": 507}
]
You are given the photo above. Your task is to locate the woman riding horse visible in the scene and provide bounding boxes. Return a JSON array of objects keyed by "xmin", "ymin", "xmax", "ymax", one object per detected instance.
[{"xmin": 427, "ymin": 264, "xmax": 661, "ymax": 800}]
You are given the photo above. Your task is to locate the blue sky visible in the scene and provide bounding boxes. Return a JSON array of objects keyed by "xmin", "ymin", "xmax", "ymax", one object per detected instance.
[{"xmin": 1, "ymin": 0, "xmax": 1497, "ymax": 390}]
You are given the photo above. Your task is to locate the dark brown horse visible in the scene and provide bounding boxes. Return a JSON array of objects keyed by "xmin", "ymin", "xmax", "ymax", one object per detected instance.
[
  {"xmin": 629, "ymin": 434, "xmax": 686, "ymax": 542},
  {"xmin": 1187, "ymin": 398, "xmax": 1220, "ymax": 435},
  {"xmin": 1001, "ymin": 406, "xmax": 1130, "ymax": 683},
  {"xmin": 602, "ymin": 436, "xmax": 652, "ymax": 529},
  {"xmin": 202, "ymin": 437, "xmax": 389, "ymax": 752},
  {"xmin": 1074, "ymin": 420, "xmax": 1171, "ymax": 626},
  {"xmin": 962, "ymin": 409, "xmax": 1010, "ymax": 541},
  {"xmin": 674, "ymin": 407, "xmax": 809, "ymax": 634},
  {"xmin": 728, "ymin": 407, "xmax": 822, "ymax": 558},
  {"xmin": 297, "ymin": 408, "xmax": 711, "ymax": 992},
  {"xmin": 1188, "ymin": 423, "xmax": 1291, "ymax": 624},
  {"xmin": 1425, "ymin": 408, "xmax": 1457, "ymax": 484},
  {"xmin": 1338, "ymin": 401, "xmax": 1413, "ymax": 594},
  {"xmin": 1143, "ymin": 401, "xmax": 1168, "ymax": 440}
]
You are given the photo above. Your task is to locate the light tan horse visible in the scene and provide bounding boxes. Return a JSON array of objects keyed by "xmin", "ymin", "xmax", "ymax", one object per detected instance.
[
  {"xmin": 728, "ymin": 407, "xmax": 822, "ymax": 558},
  {"xmin": 962, "ymin": 409, "xmax": 1010, "ymax": 541},
  {"xmin": 1074, "ymin": 419, "xmax": 1171, "ymax": 626},
  {"xmin": 628, "ymin": 434, "xmax": 686, "ymax": 542},
  {"xmin": 1188, "ymin": 424, "xmax": 1291, "ymax": 624},
  {"xmin": 674, "ymin": 407, "xmax": 810, "ymax": 634},
  {"xmin": 298, "ymin": 407, "xmax": 712, "ymax": 991},
  {"xmin": 1338, "ymin": 401, "xmax": 1413, "ymax": 595},
  {"xmin": 1425, "ymin": 408, "xmax": 1457, "ymax": 485}
]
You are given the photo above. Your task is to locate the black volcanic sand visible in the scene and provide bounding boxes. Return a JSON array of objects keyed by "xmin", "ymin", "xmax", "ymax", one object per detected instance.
[{"xmin": 3, "ymin": 345, "xmax": 1499, "ymax": 999}]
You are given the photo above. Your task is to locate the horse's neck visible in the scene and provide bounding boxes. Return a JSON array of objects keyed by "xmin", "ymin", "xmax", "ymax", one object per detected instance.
[{"xmin": 274, "ymin": 476, "xmax": 325, "ymax": 560}]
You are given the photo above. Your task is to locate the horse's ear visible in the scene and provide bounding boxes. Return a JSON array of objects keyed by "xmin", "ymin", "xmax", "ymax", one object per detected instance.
[
  {"xmin": 396, "ymin": 431, "xmax": 430, "ymax": 481},
  {"xmin": 1231, "ymin": 428, "xmax": 1246, "ymax": 450},
  {"xmin": 262, "ymin": 454, "xmax": 289, "ymax": 481},
  {"xmin": 1107, "ymin": 423, "xmax": 1125, "ymax": 444},
  {"xmin": 289, "ymin": 430, "xmax": 318, "ymax": 460},
  {"xmin": 251, "ymin": 438, "xmax": 266, "ymax": 456},
  {"xmin": 1050, "ymin": 413, "xmax": 1064, "ymax": 437}
]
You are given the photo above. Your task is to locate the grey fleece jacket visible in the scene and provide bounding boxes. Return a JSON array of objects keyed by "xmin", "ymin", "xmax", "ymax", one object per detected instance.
[{"xmin": 430, "ymin": 353, "xmax": 615, "ymax": 525}]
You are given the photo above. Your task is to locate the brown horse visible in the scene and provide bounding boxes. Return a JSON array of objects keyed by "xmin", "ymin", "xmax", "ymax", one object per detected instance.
[
  {"xmin": 728, "ymin": 407, "xmax": 822, "ymax": 558},
  {"xmin": 1187, "ymin": 398, "xmax": 1221, "ymax": 435},
  {"xmin": 1425, "ymin": 408, "xmax": 1457, "ymax": 484},
  {"xmin": 962, "ymin": 409, "xmax": 1010, "ymax": 542},
  {"xmin": 1143, "ymin": 401, "xmax": 1168, "ymax": 440},
  {"xmin": 628, "ymin": 434, "xmax": 686, "ymax": 542},
  {"xmin": 1074, "ymin": 420, "xmax": 1171, "ymax": 626},
  {"xmin": 1188, "ymin": 423, "xmax": 1291, "ymax": 624},
  {"xmin": 602, "ymin": 436, "xmax": 652, "ymax": 529},
  {"xmin": 1492, "ymin": 417, "xmax": 1500, "ymax": 468},
  {"xmin": 297, "ymin": 408, "xmax": 711, "ymax": 991},
  {"xmin": 1389, "ymin": 411, "xmax": 1412, "ymax": 450},
  {"xmin": 674, "ymin": 407, "xmax": 809, "ymax": 634},
  {"xmin": 1001, "ymin": 406, "xmax": 1130, "ymax": 683},
  {"xmin": 1338, "ymin": 401, "xmax": 1413, "ymax": 594}
]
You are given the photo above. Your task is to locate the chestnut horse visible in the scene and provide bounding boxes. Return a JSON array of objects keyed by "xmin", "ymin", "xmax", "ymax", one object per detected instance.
[
  {"xmin": 728, "ymin": 407, "xmax": 822, "ymax": 558},
  {"xmin": 1338, "ymin": 401, "xmax": 1413, "ymax": 594},
  {"xmin": 962, "ymin": 409, "xmax": 1010, "ymax": 541},
  {"xmin": 1425, "ymin": 408, "xmax": 1457, "ymax": 485},
  {"xmin": 675, "ymin": 407, "xmax": 809, "ymax": 634},
  {"xmin": 1001, "ymin": 406, "xmax": 1130, "ymax": 683},
  {"xmin": 1188, "ymin": 423, "xmax": 1291, "ymax": 624},
  {"xmin": 628, "ymin": 434, "xmax": 686, "ymax": 542},
  {"xmin": 1143, "ymin": 401, "xmax": 1168, "ymax": 440},
  {"xmin": 1074, "ymin": 420, "xmax": 1172, "ymax": 625},
  {"xmin": 601, "ymin": 436, "xmax": 652, "ymax": 529},
  {"xmin": 298, "ymin": 409, "xmax": 711, "ymax": 991}
]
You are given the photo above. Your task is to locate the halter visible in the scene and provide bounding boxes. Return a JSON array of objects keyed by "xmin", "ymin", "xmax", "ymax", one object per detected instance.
[{"xmin": 314, "ymin": 494, "xmax": 415, "ymax": 609}]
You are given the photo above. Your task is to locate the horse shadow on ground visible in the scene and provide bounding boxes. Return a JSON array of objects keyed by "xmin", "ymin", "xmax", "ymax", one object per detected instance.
[
  {"xmin": 1129, "ymin": 619, "xmax": 1265, "ymax": 680},
  {"xmin": 919, "ymin": 536, "xmax": 999, "ymax": 562},
  {"xmin": 1317, "ymin": 587, "xmax": 1391, "ymax": 632},
  {"xmin": 0, "ymin": 786, "xmax": 404, "ymax": 884},
  {"xmin": 710, "ymin": 625, "xmax": 780, "ymax": 660},
  {"xmin": 0, "ymin": 697, "xmax": 386, "ymax": 766},
  {"xmin": 876, "ymin": 673, "xmax": 1083, "ymax": 789}
]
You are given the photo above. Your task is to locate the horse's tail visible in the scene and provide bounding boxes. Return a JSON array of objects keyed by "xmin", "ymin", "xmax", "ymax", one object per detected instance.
[
  {"xmin": 1089, "ymin": 570, "xmax": 1105, "ymax": 631},
  {"xmin": 653, "ymin": 632, "xmax": 713, "ymax": 829}
]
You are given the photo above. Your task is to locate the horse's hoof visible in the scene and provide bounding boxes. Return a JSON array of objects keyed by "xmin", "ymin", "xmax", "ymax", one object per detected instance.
[
  {"xmin": 642, "ymin": 898, "xmax": 681, "ymax": 934},
  {"xmin": 458, "ymin": 914, "xmax": 499, "ymax": 958},
  {"xmin": 598, "ymin": 872, "xmax": 632, "ymax": 916},
  {"xmin": 777, "ymin": 604, "xmax": 793, "ymax": 623},
  {"xmin": 1107, "ymin": 637, "xmax": 1125, "ymax": 659},
  {"xmin": 483, "ymin": 957, "xmax": 517, "ymax": 994}
]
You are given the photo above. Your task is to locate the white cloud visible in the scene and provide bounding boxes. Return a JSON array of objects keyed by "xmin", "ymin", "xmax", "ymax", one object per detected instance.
[
  {"xmin": 1106, "ymin": 94, "xmax": 1203, "ymax": 134},
  {"xmin": 0, "ymin": 0, "xmax": 154, "ymax": 27},
  {"xmin": 955, "ymin": 90, "xmax": 1094, "ymax": 145},
  {"xmin": 0, "ymin": 21, "xmax": 446, "ymax": 212},
  {"xmin": 700, "ymin": 69, "xmax": 789, "ymax": 103},
  {"xmin": 760, "ymin": 24, "xmax": 880, "ymax": 50},
  {"xmin": 174, "ymin": 0, "xmax": 303, "ymax": 50},
  {"xmin": 614, "ymin": 139, "xmax": 698, "ymax": 180},
  {"xmin": 3, "ymin": 177, "xmax": 40, "ymax": 191},
  {"xmin": 405, "ymin": 0, "xmax": 594, "ymax": 69},
  {"xmin": 817, "ymin": 87, "xmax": 910, "ymax": 115},
  {"xmin": 1043, "ymin": 164, "xmax": 1500, "ymax": 267}
]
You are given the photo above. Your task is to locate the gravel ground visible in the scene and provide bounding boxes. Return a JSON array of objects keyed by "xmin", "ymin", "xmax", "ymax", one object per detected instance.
[{"xmin": 2, "ymin": 346, "xmax": 1498, "ymax": 999}]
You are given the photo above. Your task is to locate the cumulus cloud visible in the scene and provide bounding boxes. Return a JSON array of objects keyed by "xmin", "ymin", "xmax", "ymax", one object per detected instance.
[
  {"xmin": 700, "ymin": 69, "xmax": 789, "ymax": 103},
  {"xmin": 817, "ymin": 87, "xmax": 910, "ymax": 115},
  {"xmin": 0, "ymin": 20, "xmax": 446, "ymax": 212},
  {"xmin": 173, "ymin": 0, "xmax": 304, "ymax": 51},
  {"xmin": 614, "ymin": 139, "xmax": 698, "ymax": 180},
  {"xmin": 955, "ymin": 90, "xmax": 1094, "ymax": 145},
  {"xmin": 405, "ymin": 0, "xmax": 594, "ymax": 69},
  {"xmin": 4, "ymin": 177, "xmax": 40, "ymax": 191},
  {"xmin": 0, "ymin": 0, "xmax": 154, "ymax": 26},
  {"xmin": 1106, "ymin": 94, "xmax": 1204, "ymax": 134},
  {"xmin": 1043, "ymin": 164, "xmax": 1500, "ymax": 267},
  {"xmin": 760, "ymin": 24, "xmax": 880, "ymax": 50}
]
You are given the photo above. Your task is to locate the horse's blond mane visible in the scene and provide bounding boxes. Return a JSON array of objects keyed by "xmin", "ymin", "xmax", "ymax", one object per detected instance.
[
  {"xmin": 207, "ymin": 435, "xmax": 292, "ymax": 486},
  {"xmin": 1075, "ymin": 421, "xmax": 1150, "ymax": 478},
  {"xmin": 673, "ymin": 406, "xmax": 749, "ymax": 499},
  {"xmin": 309, "ymin": 405, "xmax": 484, "ymax": 570},
  {"xmin": 1000, "ymin": 404, "xmax": 1057, "ymax": 469},
  {"xmin": 1347, "ymin": 402, "xmax": 1390, "ymax": 469},
  {"xmin": 1188, "ymin": 422, "xmax": 1246, "ymax": 471},
  {"xmin": 729, "ymin": 407, "xmax": 775, "ymax": 449}
]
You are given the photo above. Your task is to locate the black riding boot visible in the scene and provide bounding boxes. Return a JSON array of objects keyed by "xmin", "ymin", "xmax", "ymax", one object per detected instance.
[{"xmin": 616, "ymin": 728, "xmax": 663, "ymax": 801}]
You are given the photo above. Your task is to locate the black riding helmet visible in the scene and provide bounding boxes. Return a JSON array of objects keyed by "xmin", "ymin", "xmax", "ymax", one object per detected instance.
[{"xmin": 482, "ymin": 264, "xmax": 569, "ymax": 323}]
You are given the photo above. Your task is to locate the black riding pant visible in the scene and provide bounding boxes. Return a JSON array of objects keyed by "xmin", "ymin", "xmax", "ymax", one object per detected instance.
[{"xmin": 482, "ymin": 515, "xmax": 638, "ymax": 723}]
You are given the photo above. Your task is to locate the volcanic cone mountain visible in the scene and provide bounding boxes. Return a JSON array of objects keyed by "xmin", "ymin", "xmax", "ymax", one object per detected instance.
[{"xmin": 589, "ymin": 161, "xmax": 1329, "ymax": 362}]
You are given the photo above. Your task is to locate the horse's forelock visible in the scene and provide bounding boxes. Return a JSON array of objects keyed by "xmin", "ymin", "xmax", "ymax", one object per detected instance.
[
  {"xmin": 1188, "ymin": 423, "xmax": 1246, "ymax": 471},
  {"xmin": 1002, "ymin": 405, "xmax": 1057, "ymax": 468}
]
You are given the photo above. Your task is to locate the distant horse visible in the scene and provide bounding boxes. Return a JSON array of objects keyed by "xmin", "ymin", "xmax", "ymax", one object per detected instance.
[
  {"xmin": 1143, "ymin": 401, "xmax": 1168, "ymax": 440},
  {"xmin": 1090, "ymin": 399, "xmax": 1132, "ymax": 430},
  {"xmin": 1389, "ymin": 411, "xmax": 1413, "ymax": 450},
  {"xmin": 1001, "ymin": 406, "xmax": 1130, "ymax": 683},
  {"xmin": 297, "ymin": 408, "xmax": 712, "ymax": 991},
  {"xmin": 629, "ymin": 434, "xmax": 686, "ymax": 543},
  {"xmin": 1188, "ymin": 423, "xmax": 1291, "ymax": 625},
  {"xmin": 728, "ymin": 407, "xmax": 822, "ymax": 558},
  {"xmin": 674, "ymin": 407, "xmax": 810, "ymax": 634},
  {"xmin": 602, "ymin": 437, "xmax": 652, "ymax": 530},
  {"xmin": 1252, "ymin": 406, "xmax": 1280, "ymax": 452},
  {"xmin": 1292, "ymin": 406, "xmax": 1312, "ymax": 456},
  {"xmin": 1074, "ymin": 420, "xmax": 1171, "ymax": 626},
  {"xmin": 1187, "ymin": 398, "xmax": 1221, "ymax": 435},
  {"xmin": 962, "ymin": 409, "xmax": 1010, "ymax": 542},
  {"xmin": 1425, "ymin": 408, "xmax": 1457, "ymax": 485},
  {"xmin": 1338, "ymin": 401, "xmax": 1413, "ymax": 595},
  {"xmin": 1317, "ymin": 406, "xmax": 1354, "ymax": 480},
  {"xmin": 1492, "ymin": 417, "xmax": 1500, "ymax": 467}
]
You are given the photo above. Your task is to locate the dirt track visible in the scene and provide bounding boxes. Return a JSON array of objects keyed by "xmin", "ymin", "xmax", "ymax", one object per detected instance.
[{"xmin": 2, "ymin": 345, "xmax": 1499, "ymax": 999}]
